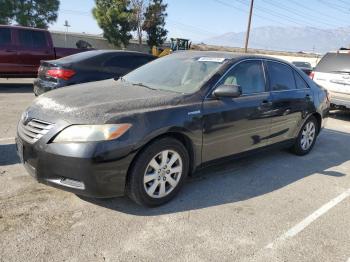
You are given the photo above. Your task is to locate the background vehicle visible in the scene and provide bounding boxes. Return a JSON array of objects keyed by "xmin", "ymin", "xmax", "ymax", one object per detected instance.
[
  {"xmin": 152, "ymin": 38, "xmax": 191, "ymax": 57},
  {"xmin": 16, "ymin": 52, "xmax": 329, "ymax": 206},
  {"xmin": 33, "ymin": 50, "xmax": 156, "ymax": 95},
  {"xmin": 0, "ymin": 25, "xmax": 91, "ymax": 78},
  {"xmin": 312, "ymin": 51, "xmax": 350, "ymax": 110},
  {"xmin": 292, "ymin": 61, "xmax": 313, "ymax": 76}
]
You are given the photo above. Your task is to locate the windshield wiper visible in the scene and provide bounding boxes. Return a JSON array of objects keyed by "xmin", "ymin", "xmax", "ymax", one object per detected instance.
[{"xmin": 131, "ymin": 82, "xmax": 156, "ymax": 90}]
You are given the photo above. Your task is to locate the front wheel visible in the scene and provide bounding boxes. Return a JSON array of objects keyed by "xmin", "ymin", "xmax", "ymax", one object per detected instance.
[
  {"xmin": 291, "ymin": 116, "xmax": 318, "ymax": 156},
  {"xmin": 126, "ymin": 137, "xmax": 189, "ymax": 207}
]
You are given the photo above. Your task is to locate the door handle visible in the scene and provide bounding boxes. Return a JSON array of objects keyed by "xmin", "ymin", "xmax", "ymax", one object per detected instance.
[
  {"xmin": 5, "ymin": 49, "xmax": 16, "ymax": 53},
  {"xmin": 305, "ymin": 94, "xmax": 311, "ymax": 100},
  {"xmin": 261, "ymin": 100, "xmax": 272, "ymax": 107}
]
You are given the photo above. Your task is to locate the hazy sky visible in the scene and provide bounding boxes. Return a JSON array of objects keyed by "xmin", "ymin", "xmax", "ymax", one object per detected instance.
[{"xmin": 50, "ymin": 0, "xmax": 350, "ymax": 41}]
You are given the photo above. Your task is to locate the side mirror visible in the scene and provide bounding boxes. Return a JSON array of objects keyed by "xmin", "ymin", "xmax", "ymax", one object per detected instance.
[{"xmin": 213, "ymin": 84, "xmax": 242, "ymax": 98}]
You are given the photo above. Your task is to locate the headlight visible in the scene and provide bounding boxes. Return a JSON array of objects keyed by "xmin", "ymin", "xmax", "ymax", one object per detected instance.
[{"xmin": 53, "ymin": 124, "xmax": 132, "ymax": 143}]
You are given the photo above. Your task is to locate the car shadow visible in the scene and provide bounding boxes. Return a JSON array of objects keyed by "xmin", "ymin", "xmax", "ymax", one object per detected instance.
[
  {"xmin": 80, "ymin": 128, "xmax": 349, "ymax": 216},
  {"xmin": 0, "ymin": 84, "xmax": 34, "ymax": 93},
  {"xmin": 0, "ymin": 144, "xmax": 20, "ymax": 166}
]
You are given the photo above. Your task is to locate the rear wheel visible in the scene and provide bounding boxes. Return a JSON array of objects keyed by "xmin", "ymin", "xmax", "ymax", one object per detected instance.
[
  {"xmin": 291, "ymin": 116, "xmax": 318, "ymax": 155},
  {"xmin": 126, "ymin": 137, "xmax": 189, "ymax": 207}
]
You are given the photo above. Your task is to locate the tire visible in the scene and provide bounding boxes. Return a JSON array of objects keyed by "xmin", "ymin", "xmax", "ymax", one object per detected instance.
[
  {"xmin": 126, "ymin": 137, "xmax": 189, "ymax": 207},
  {"xmin": 291, "ymin": 116, "xmax": 318, "ymax": 156}
]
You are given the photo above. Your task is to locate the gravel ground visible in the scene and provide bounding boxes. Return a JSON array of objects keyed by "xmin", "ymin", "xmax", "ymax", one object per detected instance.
[{"xmin": 0, "ymin": 83, "xmax": 349, "ymax": 262}]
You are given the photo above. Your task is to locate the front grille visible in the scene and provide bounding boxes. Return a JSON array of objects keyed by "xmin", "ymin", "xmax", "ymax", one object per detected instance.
[{"xmin": 18, "ymin": 119, "xmax": 54, "ymax": 144}]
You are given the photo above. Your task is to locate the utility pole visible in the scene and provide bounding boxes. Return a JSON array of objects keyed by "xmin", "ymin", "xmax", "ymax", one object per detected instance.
[
  {"xmin": 63, "ymin": 20, "xmax": 71, "ymax": 48},
  {"xmin": 244, "ymin": 0, "xmax": 254, "ymax": 53}
]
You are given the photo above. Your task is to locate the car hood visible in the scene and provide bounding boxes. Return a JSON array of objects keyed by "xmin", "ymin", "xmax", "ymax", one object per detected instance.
[{"xmin": 27, "ymin": 79, "xmax": 186, "ymax": 124}]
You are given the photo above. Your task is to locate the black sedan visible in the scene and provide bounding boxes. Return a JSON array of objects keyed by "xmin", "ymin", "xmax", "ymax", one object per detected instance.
[
  {"xmin": 33, "ymin": 50, "xmax": 156, "ymax": 96},
  {"xmin": 17, "ymin": 51, "xmax": 330, "ymax": 206}
]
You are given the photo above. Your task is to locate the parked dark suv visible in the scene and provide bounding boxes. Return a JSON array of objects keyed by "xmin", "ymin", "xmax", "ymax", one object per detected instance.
[{"xmin": 16, "ymin": 51, "xmax": 330, "ymax": 206}]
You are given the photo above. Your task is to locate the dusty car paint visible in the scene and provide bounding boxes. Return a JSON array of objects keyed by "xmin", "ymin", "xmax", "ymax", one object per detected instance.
[{"xmin": 16, "ymin": 51, "xmax": 329, "ymax": 198}]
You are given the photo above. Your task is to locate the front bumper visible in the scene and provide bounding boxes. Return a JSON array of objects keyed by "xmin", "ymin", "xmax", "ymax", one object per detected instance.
[{"xmin": 16, "ymin": 128, "xmax": 136, "ymax": 198}]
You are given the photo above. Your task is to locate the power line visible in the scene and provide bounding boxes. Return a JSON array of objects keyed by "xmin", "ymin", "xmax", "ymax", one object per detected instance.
[
  {"xmin": 260, "ymin": 0, "xmax": 340, "ymax": 28},
  {"xmin": 212, "ymin": 0, "xmax": 292, "ymax": 27},
  {"xmin": 336, "ymin": 0, "xmax": 350, "ymax": 5},
  {"xmin": 167, "ymin": 19, "xmax": 217, "ymax": 37},
  {"xmin": 233, "ymin": 0, "xmax": 308, "ymax": 27},
  {"xmin": 317, "ymin": 0, "xmax": 350, "ymax": 15},
  {"xmin": 288, "ymin": 0, "xmax": 350, "ymax": 25}
]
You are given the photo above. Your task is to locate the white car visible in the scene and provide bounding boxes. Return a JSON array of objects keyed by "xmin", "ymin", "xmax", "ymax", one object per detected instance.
[{"xmin": 312, "ymin": 51, "xmax": 350, "ymax": 109}]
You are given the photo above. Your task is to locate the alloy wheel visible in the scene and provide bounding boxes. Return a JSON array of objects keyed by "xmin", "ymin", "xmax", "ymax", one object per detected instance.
[
  {"xmin": 300, "ymin": 121, "xmax": 316, "ymax": 150},
  {"xmin": 143, "ymin": 150, "xmax": 183, "ymax": 199}
]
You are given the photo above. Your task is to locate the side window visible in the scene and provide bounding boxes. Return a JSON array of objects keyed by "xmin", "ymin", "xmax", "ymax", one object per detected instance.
[
  {"xmin": 220, "ymin": 60, "xmax": 266, "ymax": 95},
  {"xmin": 105, "ymin": 55, "xmax": 154, "ymax": 69},
  {"xmin": 267, "ymin": 61, "xmax": 296, "ymax": 91},
  {"xmin": 31, "ymin": 31, "xmax": 47, "ymax": 48},
  {"xmin": 294, "ymin": 71, "xmax": 309, "ymax": 89},
  {"xmin": 18, "ymin": 30, "xmax": 32, "ymax": 46},
  {"xmin": 18, "ymin": 30, "xmax": 47, "ymax": 48},
  {"xmin": 0, "ymin": 28, "xmax": 11, "ymax": 46},
  {"xmin": 104, "ymin": 55, "xmax": 133, "ymax": 68},
  {"xmin": 132, "ymin": 56, "xmax": 154, "ymax": 67}
]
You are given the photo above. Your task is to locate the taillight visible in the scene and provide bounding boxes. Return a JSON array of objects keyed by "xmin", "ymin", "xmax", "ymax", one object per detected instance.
[
  {"xmin": 46, "ymin": 68, "xmax": 76, "ymax": 80},
  {"xmin": 309, "ymin": 71, "xmax": 315, "ymax": 79}
]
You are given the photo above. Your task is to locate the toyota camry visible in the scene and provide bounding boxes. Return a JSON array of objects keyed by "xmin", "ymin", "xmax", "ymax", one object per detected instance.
[{"xmin": 16, "ymin": 51, "xmax": 330, "ymax": 206}]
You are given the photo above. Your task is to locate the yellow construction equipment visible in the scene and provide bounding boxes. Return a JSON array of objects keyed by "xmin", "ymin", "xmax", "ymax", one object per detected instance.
[{"xmin": 152, "ymin": 38, "xmax": 191, "ymax": 57}]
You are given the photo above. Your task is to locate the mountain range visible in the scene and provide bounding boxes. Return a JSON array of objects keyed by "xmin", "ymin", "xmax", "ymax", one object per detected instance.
[{"xmin": 203, "ymin": 26, "xmax": 350, "ymax": 53}]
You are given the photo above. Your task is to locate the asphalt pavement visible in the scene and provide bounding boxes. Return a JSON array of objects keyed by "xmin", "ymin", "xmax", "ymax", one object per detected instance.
[{"xmin": 0, "ymin": 83, "xmax": 349, "ymax": 262}]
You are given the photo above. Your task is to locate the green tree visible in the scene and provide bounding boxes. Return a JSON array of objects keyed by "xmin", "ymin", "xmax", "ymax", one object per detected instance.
[
  {"xmin": 0, "ymin": 0, "xmax": 60, "ymax": 29},
  {"xmin": 142, "ymin": 0, "xmax": 168, "ymax": 48},
  {"xmin": 93, "ymin": 0, "xmax": 135, "ymax": 47},
  {"xmin": 0, "ymin": 0, "xmax": 15, "ymax": 25}
]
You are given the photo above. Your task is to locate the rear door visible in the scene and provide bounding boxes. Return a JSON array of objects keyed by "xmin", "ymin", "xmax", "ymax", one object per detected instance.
[
  {"xmin": 16, "ymin": 29, "xmax": 54, "ymax": 75},
  {"xmin": 313, "ymin": 53, "xmax": 350, "ymax": 101},
  {"xmin": 0, "ymin": 27, "xmax": 18, "ymax": 74},
  {"xmin": 265, "ymin": 60, "xmax": 312, "ymax": 144}
]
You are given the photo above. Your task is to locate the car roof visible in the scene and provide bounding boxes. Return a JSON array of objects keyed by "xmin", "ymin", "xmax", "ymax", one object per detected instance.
[
  {"xmin": 51, "ymin": 50, "xmax": 155, "ymax": 64},
  {"xmin": 171, "ymin": 50, "xmax": 291, "ymax": 64},
  {"xmin": 0, "ymin": 24, "xmax": 48, "ymax": 32},
  {"xmin": 81, "ymin": 50, "xmax": 155, "ymax": 56}
]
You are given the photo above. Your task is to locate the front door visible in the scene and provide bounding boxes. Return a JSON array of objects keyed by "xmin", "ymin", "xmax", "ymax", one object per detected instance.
[{"xmin": 202, "ymin": 60, "xmax": 273, "ymax": 162}]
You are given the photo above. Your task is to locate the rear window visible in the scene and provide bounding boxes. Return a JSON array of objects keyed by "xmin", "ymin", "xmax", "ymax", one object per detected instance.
[
  {"xmin": 0, "ymin": 28, "xmax": 11, "ymax": 46},
  {"xmin": 104, "ymin": 55, "xmax": 154, "ymax": 68},
  {"xmin": 56, "ymin": 51, "xmax": 100, "ymax": 63},
  {"xmin": 18, "ymin": 30, "xmax": 47, "ymax": 48},
  {"xmin": 315, "ymin": 53, "xmax": 350, "ymax": 73}
]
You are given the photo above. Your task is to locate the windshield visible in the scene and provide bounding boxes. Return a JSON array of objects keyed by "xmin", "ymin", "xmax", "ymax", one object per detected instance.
[{"xmin": 123, "ymin": 54, "xmax": 225, "ymax": 94}]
